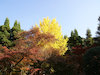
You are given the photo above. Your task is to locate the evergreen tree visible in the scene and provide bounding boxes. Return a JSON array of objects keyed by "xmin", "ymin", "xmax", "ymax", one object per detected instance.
[
  {"xmin": 85, "ymin": 29, "xmax": 93, "ymax": 46},
  {"xmin": 14, "ymin": 20, "xmax": 18, "ymax": 26},
  {"xmin": 71, "ymin": 31, "xmax": 74, "ymax": 37},
  {"xmin": 0, "ymin": 18, "xmax": 12, "ymax": 47},
  {"xmin": 94, "ymin": 17, "xmax": 100, "ymax": 44},
  {"xmin": 86, "ymin": 29, "xmax": 91, "ymax": 39},
  {"xmin": 74, "ymin": 29, "xmax": 78, "ymax": 37},
  {"xmin": 96, "ymin": 17, "xmax": 100, "ymax": 36},
  {"xmin": 10, "ymin": 20, "xmax": 21, "ymax": 41},
  {"xmin": 4, "ymin": 17, "xmax": 10, "ymax": 31},
  {"xmin": 0, "ymin": 18, "xmax": 22, "ymax": 47},
  {"xmin": 83, "ymin": 46, "xmax": 100, "ymax": 75},
  {"xmin": 68, "ymin": 29, "xmax": 83, "ymax": 48},
  {"xmin": 64, "ymin": 35, "xmax": 67, "ymax": 39}
]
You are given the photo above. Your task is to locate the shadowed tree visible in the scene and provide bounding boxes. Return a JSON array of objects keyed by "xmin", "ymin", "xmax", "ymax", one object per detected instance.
[
  {"xmin": 74, "ymin": 29, "xmax": 78, "ymax": 37},
  {"xmin": 94, "ymin": 17, "xmax": 100, "ymax": 44},
  {"xmin": 97, "ymin": 17, "xmax": 100, "ymax": 36},
  {"xmin": 68, "ymin": 29, "xmax": 83, "ymax": 48},
  {"xmin": 85, "ymin": 29, "xmax": 93, "ymax": 46}
]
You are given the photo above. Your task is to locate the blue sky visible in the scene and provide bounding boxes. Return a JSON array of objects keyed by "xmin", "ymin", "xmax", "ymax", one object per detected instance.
[{"xmin": 0, "ymin": 0, "xmax": 100, "ymax": 37}]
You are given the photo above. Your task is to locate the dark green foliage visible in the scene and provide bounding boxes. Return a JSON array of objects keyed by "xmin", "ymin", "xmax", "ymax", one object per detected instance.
[
  {"xmin": 85, "ymin": 29, "xmax": 93, "ymax": 46},
  {"xmin": 94, "ymin": 17, "xmax": 100, "ymax": 44},
  {"xmin": 96, "ymin": 17, "xmax": 100, "ymax": 36},
  {"xmin": 71, "ymin": 31, "xmax": 74, "ymax": 37},
  {"xmin": 13, "ymin": 20, "xmax": 21, "ymax": 31},
  {"xmin": 0, "ymin": 18, "xmax": 22, "ymax": 47},
  {"xmin": 0, "ymin": 18, "xmax": 12, "ymax": 47},
  {"xmin": 10, "ymin": 20, "xmax": 21, "ymax": 41},
  {"xmin": 4, "ymin": 17, "xmax": 10, "ymax": 31},
  {"xmin": 74, "ymin": 29, "xmax": 78, "ymax": 37},
  {"xmin": 68, "ymin": 29, "xmax": 83, "ymax": 48},
  {"xmin": 48, "ymin": 56, "xmax": 74, "ymax": 75},
  {"xmin": 64, "ymin": 35, "xmax": 67, "ymax": 39},
  {"xmin": 83, "ymin": 46, "xmax": 100, "ymax": 75},
  {"xmin": 40, "ymin": 55, "xmax": 77, "ymax": 75},
  {"xmin": 86, "ymin": 29, "xmax": 91, "ymax": 38}
]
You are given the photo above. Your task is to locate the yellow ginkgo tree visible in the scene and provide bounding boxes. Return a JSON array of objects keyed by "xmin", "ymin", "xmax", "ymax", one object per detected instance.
[{"xmin": 35, "ymin": 17, "xmax": 68, "ymax": 55}]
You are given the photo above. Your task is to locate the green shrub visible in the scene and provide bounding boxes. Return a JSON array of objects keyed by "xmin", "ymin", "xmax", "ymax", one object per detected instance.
[{"xmin": 83, "ymin": 46, "xmax": 100, "ymax": 75}]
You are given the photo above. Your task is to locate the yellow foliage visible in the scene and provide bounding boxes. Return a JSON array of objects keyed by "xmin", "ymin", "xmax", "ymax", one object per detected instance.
[{"xmin": 34, "ymin": 17, "xmax": 68, "ymax": 55}]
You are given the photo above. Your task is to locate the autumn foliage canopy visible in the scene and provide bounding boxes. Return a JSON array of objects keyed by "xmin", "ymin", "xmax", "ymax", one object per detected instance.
[{"xmin": 0, "ymin": 17, "xmax": 68, "ymax": 74}]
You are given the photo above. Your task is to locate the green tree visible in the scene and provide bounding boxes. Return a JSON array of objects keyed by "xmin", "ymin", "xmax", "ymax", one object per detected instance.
[
  {"xmin": 94, "ymin": 17, "xmax": 100, "ymax": 44},
  {"xmin": 96, "ymin": 17, "xmax": 100, "ymax": 36},
  {"xmin": 74, "ymin": 29, "xmax": 78, "ymax": 37},
  {"xmin": 0, "ymin": 18, "xmax": 12, "ymax": 47},
  {"xmin": 0, "ymin": 18, "xmax": 22, "ymax": 47},
  {"xmin": 64, "ymin": 35, "xmax": 67, "ymax": 39},
  {"xmin": 10, "ymin": 20, "xmax": 21, "ymax": 41},
  {"xmin": 68, "ymin": 29, "xmax": 83, "ymax": 48},
  {"xmin": 71, "ymin": 31, "xmax": 74, "ymax": 37},
  {"xmin": 4, "ymin": 17, "xmax": 10, "ymax": 31},
  {"xmin": 83, "ymin": 46, "xmax": 100, "ymax": 75},
  {"xmin": 85, "ymin": 29, "xmax": 93, "ymax": 46},
  {"xmin": 86, "ymin": 29, "xmax": 91, "ymax": 38}
]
